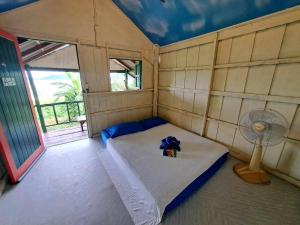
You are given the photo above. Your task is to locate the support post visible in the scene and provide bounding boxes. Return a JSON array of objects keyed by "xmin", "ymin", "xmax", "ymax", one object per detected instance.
[
  {"xmin": 125, "ymin": 70, "xmax": 129, "ymax": 90},
  {"xmin": 25, "ymin": 65, "xmax": 47, "ymax": 133},
  {"xmin": 153, "ymin": 45, "xmax": 159, "ymax": 116}
]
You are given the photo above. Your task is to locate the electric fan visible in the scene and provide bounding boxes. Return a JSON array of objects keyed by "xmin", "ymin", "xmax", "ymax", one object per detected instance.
[{"xmin": 233, "ymin": 109, "xmax": 288, "ymax": 184}]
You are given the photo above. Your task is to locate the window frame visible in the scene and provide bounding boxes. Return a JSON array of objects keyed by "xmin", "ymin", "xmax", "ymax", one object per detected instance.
[{"xmin": 108, "ymin": 57, "xmax": 143, "ymax": 93}]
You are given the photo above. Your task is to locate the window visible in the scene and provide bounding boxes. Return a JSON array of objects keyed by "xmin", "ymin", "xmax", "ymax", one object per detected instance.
[{"xmin": 109, "ymin": 58, "xmax": 142, "ymax": 92}]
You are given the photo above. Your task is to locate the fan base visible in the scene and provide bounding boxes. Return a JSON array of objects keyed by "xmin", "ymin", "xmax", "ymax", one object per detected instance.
[{"xmin": 233, "ymin": 163, "xmax": 270, "ymax": 184}]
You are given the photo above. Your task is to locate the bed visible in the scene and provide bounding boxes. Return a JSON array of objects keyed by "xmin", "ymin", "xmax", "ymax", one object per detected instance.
[{"xmin": 99, "ymin": 122, "xmax": 228, "ymax": 225}]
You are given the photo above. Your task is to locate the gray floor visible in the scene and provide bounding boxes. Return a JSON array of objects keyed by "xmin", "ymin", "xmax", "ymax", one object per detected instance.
[{"xmin": 0, "ymin": 138, "xmax": 299, "ymax": 225}]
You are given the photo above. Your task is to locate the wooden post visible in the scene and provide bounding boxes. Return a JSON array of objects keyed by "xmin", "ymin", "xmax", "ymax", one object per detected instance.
[
  {"xmin": 200, "ymin": 33, "xmax": 219, "ymax": 136},
  {"xmin": 125, "ymin": 70, "xmax": 129, "ymax": 90},
  {"xmin": 136, "ymin": 60, "xmax": 142, "ymax": 88},
  {"xmin": 25, "ymin": 65, "xmax": 47, "ymax": 133},
  {"xmin": 153, "ymin": 45, "xmax": 159, "ymax": 116}
]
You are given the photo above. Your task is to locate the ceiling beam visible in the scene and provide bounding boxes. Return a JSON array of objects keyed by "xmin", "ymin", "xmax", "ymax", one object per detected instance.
[
  {"xmin": 22, "ymin": 42, "xmax": 51, "ymax": 57},
  {"xmin": 23, "ymin": 44, "xmax": 65, "ymax": 64}
]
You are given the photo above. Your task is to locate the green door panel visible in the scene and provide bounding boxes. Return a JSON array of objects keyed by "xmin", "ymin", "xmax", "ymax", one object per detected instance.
[{"xmin": 0, "ymin": 36, "xmax": 40, "ymax": 169}]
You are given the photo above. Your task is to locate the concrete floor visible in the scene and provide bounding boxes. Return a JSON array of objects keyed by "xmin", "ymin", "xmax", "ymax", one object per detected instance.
[{"xmin": 0, "ymin": 138, "xmax": 299, "ymax": 225}]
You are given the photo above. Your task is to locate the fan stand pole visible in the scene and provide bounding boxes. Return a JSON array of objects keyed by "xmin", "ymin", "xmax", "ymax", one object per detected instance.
[
  {"xmin": 233, "ymin": 140, "xmax": 270, "ymax": 184},
  {"xmin": 249, "ymin": 142, "xmax": 262, "ymax": 171}
]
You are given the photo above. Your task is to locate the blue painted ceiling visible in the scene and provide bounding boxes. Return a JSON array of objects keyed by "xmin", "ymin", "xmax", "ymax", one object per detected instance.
[
  {"xmin": 1, "ymin": 0, "xmax": 300, "ymax": 46},
  {"xmin": 0, "ymin": 0, "xmax": 39, "ymax": 13},
  {"xmin": 113, "ymin": 0, "xmax": 300, "ymax": 46}
]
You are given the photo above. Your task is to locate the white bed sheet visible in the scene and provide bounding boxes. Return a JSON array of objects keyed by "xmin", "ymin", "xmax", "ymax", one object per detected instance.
[{"xmin": 99, "ymin": 123, "xmax": 228, "ymax": 225}]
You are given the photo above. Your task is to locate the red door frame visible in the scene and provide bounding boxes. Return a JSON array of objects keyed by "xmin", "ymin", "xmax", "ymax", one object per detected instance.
[{"xmin": 0, "ymin": 28, "xmax": 45, "ymax": 183}]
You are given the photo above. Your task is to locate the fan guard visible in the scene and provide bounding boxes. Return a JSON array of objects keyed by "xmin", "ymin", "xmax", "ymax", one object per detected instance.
[
  {"xmin": 239, "ymin": 109, "xmax": 288, "ymax": 147},
  {"xmin": 233, "ymin": 109, "xmax": 289, "ymax": 184}
]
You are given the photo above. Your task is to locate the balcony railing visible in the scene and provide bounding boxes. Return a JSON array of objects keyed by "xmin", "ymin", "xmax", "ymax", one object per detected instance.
[{"xmin": 35, "ymin": 101, "xmax": 85, "ymax": 133}]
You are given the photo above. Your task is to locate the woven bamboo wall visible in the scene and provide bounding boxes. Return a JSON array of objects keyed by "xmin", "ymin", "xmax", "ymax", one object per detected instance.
[
  {"xmin": 158, "ymin": 34, "xmax": 216, "ymax": 135},
  {"xmin": 0, "ymin": 0, "xmax": 156, "ymax": 137},
  {"xmin": 78, "ymin": 46, "xmax": 155, "ymax": 136},
  {"xmin": 158, "ymin": 7, "xmax": 300, "ymax": 184}
]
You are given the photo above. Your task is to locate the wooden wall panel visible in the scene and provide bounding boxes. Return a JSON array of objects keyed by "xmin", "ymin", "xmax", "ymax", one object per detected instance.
[
  {"xmin": 158, "ymin": 8, "xmax": 300, "ymax": 185},
  {"xmin": 208, "ymin": 96, "xmax": 223, "ymax": 119},
  {"xmin": 212, "ymin": 69, "xmax": 227, "ymax": 91},
  {"xmin": 205, "ymin": 120, "xmax": 219, "ymax": 140},
  {"xmin": 186, "ymin": 46, "xmax": 199, "ymax": 67},
  {"xmin": 191, "ymin": 117, "xmax": 203, "ymax": 134},
  {"xmin": 279, "ymin": 21, "xmax": 300, "ymax": 58},
  {"xmin": 277, "ymin": 142, "xmax": 300, "ymax": 180},
  {"xmin": 184, "ymin": 70, "xmax": 197, "ymax": 89},
  {"xmin": 88, "ymin": 91, "xmax": 153, "ymax": 114},
  {"xmin": 232, "ymin": 131, "xmax": 254, "ymax": 156},
  {"xmin": 225, "ymin": 67, "xmax": 248, "ymax": 93},
  {"xmin": 229, "ymin": 33, "xmax": 255, "ymax": 63},
  {"xmin": 91, "ymin": 107, "xmax": 152, "ymax": 135},
  {"xmin": 216, "ymin": 39, "xmax": 232, "ymax": 65},
  {"xmin": 173, "ymin": 91, "xmax": 184, "ymax": 109},
  {"xmin": 183, "ymin": 93, "xmax": 194, "ymax": 112},
  {"xmin": 176, "ymin": 49, "xmax": 187, "ymax": 68},
  {"xmin": 239, "ymin": 99, "xmax": 266, "ymax": 120},
  {"xmin": 198, "ymin": 43, "xmax": 214, "ymax": 66},
  {"xmin": 193, "ymin": 94, "xmax": 207, "ymax": 115},
  {"xmin": 220, "ymin": 97, "xmax": 242, "ymax": 124},
  {"xmin": 143, "ymin": 60, "xmax": 154, "ymax": 89},
  {"xmin": 289, "ymin": 107, "xmax": 300, "ymax": 140},
  {"xmin": 263, "ymin": 143, "xmax": 285, "ymax": 169},
  {"xmin": 78, "ymin": 45, "xmax": 109, "ymax": 93},
  {"xmin": 266, "ymin": 102, "xmax": 297, "ymax": 125},
  {"xmin": 159, "ymin": 71, "xmax": 175, "ymax": 87},
  {"xmin": 175, "ymin": 71, "xmax": 185, "ymax": 88},
  {"xmin": 78, "ymin": 44, "xmax": 155, "ymax": 136},
  {"xmin": 196, "ymin": 70, "xmax": 211, "ymax": 90},
  {"xmin": 158, "ymin": 37, "xmax": 216, "ymax": 136},
  {"xmin": 270, "ymin": 63, "xmax": 300, "ymax": 97},
  {"xmin": 216, "ymin": 124, "xmax": 236, "ymax": 148},
  {"xmin": 245, "ymin": 65, "xmax": 275, "ymax": 95},
  {"xmin": 251, "ymin": 26, "xmax": 285, "ymax": 61}
]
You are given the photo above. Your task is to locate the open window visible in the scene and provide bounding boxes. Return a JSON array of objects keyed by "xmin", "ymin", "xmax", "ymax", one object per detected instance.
[{"xmin": 109, "ymin": 58, "xmax": 142, "ymax": 92}]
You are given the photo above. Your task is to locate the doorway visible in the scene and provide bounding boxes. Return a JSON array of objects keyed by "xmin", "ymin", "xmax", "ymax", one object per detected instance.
[{"xmin": 17, "ymin": 37, "xmax": 88, "ymax": 147}]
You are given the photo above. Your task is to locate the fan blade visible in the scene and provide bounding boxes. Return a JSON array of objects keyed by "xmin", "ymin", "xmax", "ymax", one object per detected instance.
[
  {"xmin": 249, "ymin": 110, "xmax": 275, "ymax": 123},
  {"xmin": 262, "ymin": 123, "xmax": 287, "ymax": 146},
  {"xmin": 240, "ymin": 126, "xmax": 258, "ymax": 143}
]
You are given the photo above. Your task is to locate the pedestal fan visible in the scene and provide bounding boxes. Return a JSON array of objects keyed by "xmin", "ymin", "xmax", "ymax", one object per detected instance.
[{"xmin": 233, "ymin": 109, "xmax": 288, "ymax": 184}]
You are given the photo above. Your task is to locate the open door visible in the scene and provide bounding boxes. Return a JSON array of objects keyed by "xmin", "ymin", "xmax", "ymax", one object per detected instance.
[{"xmin": 0, "ymin": 29, "xmax": 45, "ymax": 183}]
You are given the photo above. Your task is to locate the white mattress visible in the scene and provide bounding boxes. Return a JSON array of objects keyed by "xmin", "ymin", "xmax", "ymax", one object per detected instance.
[{"xmin": 99, "ymin": 123, "xmax": 228, "ymax": 225}]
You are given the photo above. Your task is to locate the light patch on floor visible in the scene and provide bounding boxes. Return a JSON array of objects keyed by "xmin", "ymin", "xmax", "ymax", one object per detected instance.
[{"xmin": 0, "ymin": 138, "xmax": 299, "ymax": 225}]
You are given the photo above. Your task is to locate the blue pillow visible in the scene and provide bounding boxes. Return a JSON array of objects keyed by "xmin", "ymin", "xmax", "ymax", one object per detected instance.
[
  {"xmin": 101, "ymin": 129, "xmax": 110, "ymax": 145},
  {"xmin": 107, "ymin": 121, "xmax": 144, "ymax": 138},
  {"xmin": 139, "ymin": 117, "xmax": 167, "ymax": 130}
]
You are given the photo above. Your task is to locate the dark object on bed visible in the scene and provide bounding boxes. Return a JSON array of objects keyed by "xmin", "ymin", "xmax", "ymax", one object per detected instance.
[
  {"xmin": 160, "ymin": 136, "xmax": 181, "ymax": 157},
  {"xmin": 101, "ymin": 117, "xmax": 168, "ymax": 145},
  {"xmin": 139, "ymin": 117, "xmax": 167, "ymax": 130},
  {"xmin": 160, "ymin": 136, "xmax": 181, "ymax": 151},
  {"xmin": 162, "ymin": 149, "xmax": 177, "ymax": 157},
  {"xmin": 164, "ymin": 152, "xmax": 228, "ymax": 215}
]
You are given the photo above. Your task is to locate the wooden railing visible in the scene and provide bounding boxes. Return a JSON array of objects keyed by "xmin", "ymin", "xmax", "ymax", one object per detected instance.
[{"xmin": 35, "ymin": 101, "xmax": 85, "ymax": 133}]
